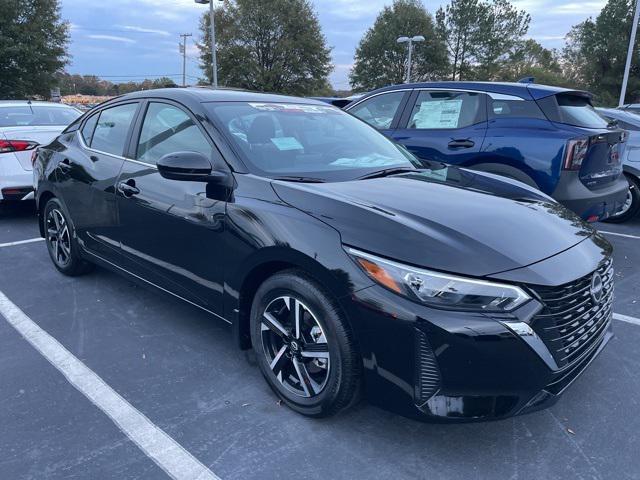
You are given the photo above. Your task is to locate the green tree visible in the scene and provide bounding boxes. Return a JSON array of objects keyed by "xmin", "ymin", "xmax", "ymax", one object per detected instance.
[
  {"xmin": 435, "ymin": 0, "xmax": 483, "ymax": 80},
  {"xmin": 563, "ymin": 0, "xmax": 639, "ymax": 105},
  {"xmin": 473, "ymin": 0, "xmax": 530, "ymax": 80},
  {"xmin": 499, "ymin": 39, "xmax": 568, "ymax": 85},
  {"xmin": 436, "ymin": 0, "xmax": 530, "ymax": 81},
  {"xmin": 0, "ymin": 0, "xmax": 69, "ymax": 99},
  {"xmin": 350, "ymin": 0, "xmax": 447, "ymax": 91},
  {"xmin": 198, "ymin": 0, "xmax": 332, "ymax": 95}
]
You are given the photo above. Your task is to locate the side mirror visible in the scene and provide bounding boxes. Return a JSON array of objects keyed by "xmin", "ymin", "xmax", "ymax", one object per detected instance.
[{"xmin": 156, "ymin": 151, "xmax": 231, "ymax": 186}]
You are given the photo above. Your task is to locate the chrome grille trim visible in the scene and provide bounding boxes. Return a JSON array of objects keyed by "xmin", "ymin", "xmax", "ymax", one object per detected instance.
[{"xmin": 529, "ymin": 258, "xmax": 614, "ymax": 370}]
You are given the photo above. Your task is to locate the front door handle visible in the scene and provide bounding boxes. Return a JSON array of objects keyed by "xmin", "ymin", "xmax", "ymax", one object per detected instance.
[
  {"xmin": 117, "ymin": 180, "xmax": 140, "ymax": 197},
  {"xmin": 448, "ymin": 139, "xmax": 475, "ymax": 149}
]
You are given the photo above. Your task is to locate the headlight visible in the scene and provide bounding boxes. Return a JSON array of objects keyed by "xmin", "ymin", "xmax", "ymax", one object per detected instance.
[{"xmin": 347, "ymin": 247, "xmax": 531, "ymax": 312}]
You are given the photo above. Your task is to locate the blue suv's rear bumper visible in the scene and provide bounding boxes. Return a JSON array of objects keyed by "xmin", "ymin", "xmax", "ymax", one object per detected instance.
[{"xmin": 553, "ymin": 172, "xmax": 628, "ymax": 221}]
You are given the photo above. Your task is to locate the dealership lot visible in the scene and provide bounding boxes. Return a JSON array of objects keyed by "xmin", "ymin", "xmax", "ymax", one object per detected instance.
[{"xmin": 1, "ymin": 203, "xmax": 639, "ymax": 480}]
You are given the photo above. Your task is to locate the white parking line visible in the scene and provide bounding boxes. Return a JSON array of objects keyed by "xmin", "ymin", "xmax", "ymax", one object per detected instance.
[
  {"xmin": 0, "ymin": 290, "xmax": 219, "ymax": 480},
  {"xmin": 613, "ymin": 313, "xmax": 640, "ymax": 327},
  {"xmin": 0, "ymin": 237, "xmax": 44, "ymax": 248},
  {"xmin": 599, "ymin": 230, "xmax": 640, "ymax": 240}
]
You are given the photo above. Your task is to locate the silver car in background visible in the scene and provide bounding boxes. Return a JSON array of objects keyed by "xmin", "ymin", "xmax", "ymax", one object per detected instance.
[{"xmin": 597, "ymin": 107, "xmax": 640, "ymax": 222}]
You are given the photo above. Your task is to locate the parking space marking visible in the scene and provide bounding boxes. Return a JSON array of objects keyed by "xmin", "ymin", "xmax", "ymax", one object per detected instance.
[
  {"xmin": 613, "ymin": 313, "xmax": 640, "ymax": 327},
  {"xmin": 0, "ymin": 237, "xmax": 44, "ymax": 248},
  {"xmin": 0, "ymin": 290, "xmax": 220, "ymax": 480},
  {"xmin": 599, "ymin": 230, "xmax": 640, "ymax": 240}
]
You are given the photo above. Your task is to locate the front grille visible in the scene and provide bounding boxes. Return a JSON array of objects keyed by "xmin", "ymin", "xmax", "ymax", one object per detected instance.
[
  {"xmin": 414, "ymin": 329, "xmax": 440, "ymax": 405},
  {"xmin": 529, "ymin": 258, "xmax": 614, "ymax": 370}
]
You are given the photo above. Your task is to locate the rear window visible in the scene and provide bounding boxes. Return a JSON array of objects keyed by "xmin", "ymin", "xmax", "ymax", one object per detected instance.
[
  {"xmin": 0, "ymin": 105, "xmax": 81, "ymax": 127},
  {"xmin": 555, "ymin": 94, "xmax": 609, "ymax": 129},
  {"xmin": 489, "ymin": 99, "xmax": 546, "ymax": 120}
]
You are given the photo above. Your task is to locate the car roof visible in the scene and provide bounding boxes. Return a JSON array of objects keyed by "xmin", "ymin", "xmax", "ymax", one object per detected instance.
[
  {"xmin": 117, "ymin": 87, "xmax": 328, "ymax": 105},
  {"xmin": 361, "ymin": 81, "xmax": 589, "ymax": 101},
  {"xmin": 0, "ymin": 101, "xmax": 75, "ymax": 108},
  {"xmin": 596, "ymin": 107, "xmax": 640, "ymax": 125}
]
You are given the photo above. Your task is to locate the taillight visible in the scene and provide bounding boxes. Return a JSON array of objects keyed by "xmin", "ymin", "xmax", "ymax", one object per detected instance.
[
  {"xmin": 0, "ymin": 139, "xmax": 39, "ymax": 153},
  {"xmin": 563, "ymin": 137, "xmax": 589, "ymax": 170}
]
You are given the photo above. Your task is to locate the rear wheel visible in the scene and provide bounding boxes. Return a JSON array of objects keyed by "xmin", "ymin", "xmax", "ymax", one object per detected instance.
[
  {"xmin": 44, "ymin": 198, "xmax": 93, "ymax": 276},
  {"xmin": 250, "ymin": 270, "xmax": 361, "ymax": 417},
  {"xmin": 603, "ymin": 174, "xmax": 640, "ymax": 223}
]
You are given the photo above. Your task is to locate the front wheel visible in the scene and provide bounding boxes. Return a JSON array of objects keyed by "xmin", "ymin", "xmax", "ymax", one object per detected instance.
[
  {"xmin": 44, "ymin": 198, "xmax": 93, "ymax": 276},
  {"xmin": 250, "ymin": 270, "xmax": 361, "ymax": 417},
  {"xmin": 603, "ymin": 174, "xmax": 640, "ymax": 223}
]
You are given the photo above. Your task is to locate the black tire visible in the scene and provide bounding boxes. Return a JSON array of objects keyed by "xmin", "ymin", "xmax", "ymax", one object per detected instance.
[
  {"xmin": 603, "ymin": 174, "xmax": 640, "ymax": 223},
  {"xmin": 250, "ymin": 270, "xmax": 361, "ymax": 417},
  {"xmin": 43, "ymin": 198, "xmax": 94, "ymax": 276}
]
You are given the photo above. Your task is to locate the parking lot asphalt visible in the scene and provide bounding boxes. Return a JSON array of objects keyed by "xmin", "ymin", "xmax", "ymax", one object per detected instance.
[{"xmin": 1, "ymin": 203, "xmax": 639, "ymax": 480}]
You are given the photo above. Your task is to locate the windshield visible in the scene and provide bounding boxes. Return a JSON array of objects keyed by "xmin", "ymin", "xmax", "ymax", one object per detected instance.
[
  {"xmin": 206, "ymin": 102, "xmax": 420, "ymax": 181},
  {"xmin": 0, "ymin": 105, "xmax": 82, "ymax": 127},
  {"xmin": 555, "ymin": 94, "xmax": 609, "ymax": 129}
]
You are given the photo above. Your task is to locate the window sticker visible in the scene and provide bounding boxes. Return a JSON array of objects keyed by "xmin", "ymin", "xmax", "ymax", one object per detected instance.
[
  {"xmin": 249, "ymin": 103, "xmax": 338, "ymax": 114},
  {"xmin": 271, "ymin": 137, "xmax": 304, "ymax": 151},
  {"xmin": 330, "ymin": 153, "xmax": 400, "ymax": 167},
  {"xmin": 413, "ymin": 99, "xmax": 463, "ymax": 129}
]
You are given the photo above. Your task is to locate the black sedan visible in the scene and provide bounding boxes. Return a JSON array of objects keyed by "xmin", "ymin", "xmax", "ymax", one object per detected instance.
[{"xmin": 33, "ymin": 88, "xmax": 614, "ymax": 421}]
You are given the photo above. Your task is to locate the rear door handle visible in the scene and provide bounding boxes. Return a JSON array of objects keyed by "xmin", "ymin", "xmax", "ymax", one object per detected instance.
[
  {"xmin": 117, "ymin": 180, "xmax": 140, "ymax": 197},
  {"xmin": 448, "ymin": 139, "xmax": 475, "ymax": 149}
]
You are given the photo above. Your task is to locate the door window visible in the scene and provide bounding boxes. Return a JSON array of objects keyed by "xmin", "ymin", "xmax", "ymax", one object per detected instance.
[
  {"xmin": 136, "ymin": 103, "xmax": 213, "ymax": 164},
  {"xmin": 407, "ymin": 91, "xmax": 484, "ymax": 130},
  {"xmin": 91, "ymin": 103, "xmax": 138, "ymax": 156},
  {"xmin": 81, "ymin": 113, "xmax": 99, "ymax": 146},
  {"xmin": 349, "ymin": 92, "xmax": 405, "ymax": 130}
]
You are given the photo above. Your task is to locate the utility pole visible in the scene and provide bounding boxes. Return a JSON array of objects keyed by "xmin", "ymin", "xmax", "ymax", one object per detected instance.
[
  {"xmin": 179, "ymin": 33, "xmax": 192, "ymax": 87},
  {"xmin": 620, "ymin": 0, "xmax": 640, "ymax": 107}
]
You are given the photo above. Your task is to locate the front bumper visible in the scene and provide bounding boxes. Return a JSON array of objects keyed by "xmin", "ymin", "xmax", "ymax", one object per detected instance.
[
  {"xmin": 552, "ymin": 171, "xmax": 628, "ymax": 221},
  {"xmin": 343, "ymin": 238, "xmax": 613, "ymax": 422}
]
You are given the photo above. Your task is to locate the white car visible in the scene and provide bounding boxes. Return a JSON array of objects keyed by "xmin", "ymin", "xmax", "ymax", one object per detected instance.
[{"xmin": 0, "ymin": 101, "xmax": 81, "ymax": 204}]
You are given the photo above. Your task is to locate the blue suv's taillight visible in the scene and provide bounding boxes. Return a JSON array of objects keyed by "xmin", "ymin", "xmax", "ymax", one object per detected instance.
[{"xmin": 563, "ymin": 137, "xmax": 590, "ymax": 170}]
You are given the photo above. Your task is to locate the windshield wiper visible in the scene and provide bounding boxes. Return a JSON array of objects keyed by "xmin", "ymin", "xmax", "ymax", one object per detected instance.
[
  {"xmin": 357, "ymin": 167, "xmax": 416, "ymax": 180},
  {"xmin": 272, "ymin": 176, "xmax": 326, "ymax": 183}
]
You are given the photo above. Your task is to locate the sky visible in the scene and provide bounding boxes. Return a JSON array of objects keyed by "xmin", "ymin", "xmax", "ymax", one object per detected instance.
[{"xmin": 60, "ymin": 0, "xmax": 609, "ymax": 91}]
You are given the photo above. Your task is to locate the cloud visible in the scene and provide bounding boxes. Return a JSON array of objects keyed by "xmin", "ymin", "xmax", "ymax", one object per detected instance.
[
  {"xmin": 118, "ymin": 25, "xmax": 171, "ymax": 36},
  {"xmin": 86, "ymin": 34, "xmax": 136, "ymax": 44}
]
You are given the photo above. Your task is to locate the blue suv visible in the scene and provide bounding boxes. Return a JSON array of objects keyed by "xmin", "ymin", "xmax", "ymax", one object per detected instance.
[{"xmin": 346, "ymin": 82, "xmax": 629, "ymax": 221}]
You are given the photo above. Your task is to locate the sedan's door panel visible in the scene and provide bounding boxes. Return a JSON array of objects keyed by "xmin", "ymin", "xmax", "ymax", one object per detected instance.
[{"xmin": 56, "ymin": 102, "xmax": 141, "ymax": 260}]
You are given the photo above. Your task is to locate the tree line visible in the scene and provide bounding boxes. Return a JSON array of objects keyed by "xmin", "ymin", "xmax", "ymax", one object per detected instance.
[{"xmin": 0, "ymin": 0, "xmax": 638, "ymax": 106}]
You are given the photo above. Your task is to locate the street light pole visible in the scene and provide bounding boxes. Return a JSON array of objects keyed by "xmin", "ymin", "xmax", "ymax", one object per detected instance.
[
  {"xmin": 619, "ymin": 0, "xmax": 640, "ymax": 107},
  {"xmin": 397, "ymin": 35, "xmax": 425, "ymax": 83},
  {"xmin": 195, "ymin": 0, "xmax": 218, "ymax": 88}
]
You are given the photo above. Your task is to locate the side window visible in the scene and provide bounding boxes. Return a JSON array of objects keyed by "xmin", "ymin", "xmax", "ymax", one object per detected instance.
[
  {"xmin": 407, "ymin": 91, "xmax": 484, "ymax": 130},
  {"xmin": 91, "ymin": 103, "xmax": 138, "ymax": 156},
  {"xmin": 489, "ymin": 99, "xmax": 546, "ymax": 120},
  {"xmin": 349, "ymin": 92, "xmax": 405, "ymax": 130},
  {"xmin": 80, "ymin": 113, "xmax": 98, "ymax": 146},
  {"xmin": 136, "ymin": 103, "xmax": 212, "ymax": 165}
]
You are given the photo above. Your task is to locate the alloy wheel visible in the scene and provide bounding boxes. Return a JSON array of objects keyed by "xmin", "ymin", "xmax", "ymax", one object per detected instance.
[
  {"xmin": 616, "ymin": 187, "xmax": 634, "ymax": 216},
  {"xmin": 260, "ymin": 296, "xmax": 330, "ymax": 398},
  {"xmin": 47, "ymin": 208, "xmax": 72, "ymax": 267}
]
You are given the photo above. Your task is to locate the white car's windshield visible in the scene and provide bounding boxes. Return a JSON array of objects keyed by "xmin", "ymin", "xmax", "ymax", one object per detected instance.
[
  {"xmin": 207, "ymin": 102, "xmax": 420, "ymax": 181},
  {"xmin": 0, "ymin": 105, "xmax": 82, "ymax": 128}
]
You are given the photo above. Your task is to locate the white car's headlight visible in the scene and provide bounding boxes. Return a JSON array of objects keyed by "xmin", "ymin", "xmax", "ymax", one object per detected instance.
[{"xmin": 347, "ymin": 247, "xmax": 531, "ymax": 312}]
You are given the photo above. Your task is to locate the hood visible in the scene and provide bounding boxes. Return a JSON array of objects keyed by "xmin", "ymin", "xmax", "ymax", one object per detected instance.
[{"xmin": 272, "ymin": 166, "xmax": 594, "ymax": 278}]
